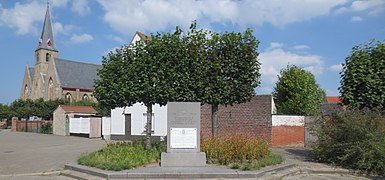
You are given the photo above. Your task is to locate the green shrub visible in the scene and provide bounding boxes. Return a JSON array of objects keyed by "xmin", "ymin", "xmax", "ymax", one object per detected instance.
[
  {"xmin": 78, "ymin": 140, "xmax": 166, "ymax": 171},
  {"xmin": 312, "ymin": 108, "xmax": 385, "ymax": 176},
  {"xmin": 201, "ymin": 135, "xmax": 270, "ymax": 165},
  {"xmin": 40, "ymin": 121, "xmax": 52, "ymax": 134}
]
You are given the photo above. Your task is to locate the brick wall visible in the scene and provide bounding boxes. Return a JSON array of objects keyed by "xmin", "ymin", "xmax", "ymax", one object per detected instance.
[
  {"xmin": 200, "ymin": 95, "xmax": 273, "ymax": 143},
  {"xmin": 271, "ymin": 115, "xmax": 305, "ymax": 147},
  {"xmin": 272, "ymin": 126, "xmax": 304, "ymax": 146},
  {"xmin": 11, "ymin": 117, "xmax": 52, "ymax": 133}
]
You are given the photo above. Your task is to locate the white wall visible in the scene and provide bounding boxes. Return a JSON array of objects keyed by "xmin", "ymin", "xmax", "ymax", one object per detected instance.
[
  {"xmin": 110, "ymin": 103, "xmax": 167, "ymax": 136},
  {"xmin": 272, "ymin": 115, "xmax": 304, "ymax": 126},
  {"xmin": 102, "ymin": 117, "xmax": 111, "ymax": 136}
]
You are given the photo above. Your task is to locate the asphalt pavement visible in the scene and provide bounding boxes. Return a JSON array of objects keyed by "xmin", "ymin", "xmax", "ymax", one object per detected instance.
[{"xmin": 0, "ymin": 129, "xmax": 105, "ymax": 179}]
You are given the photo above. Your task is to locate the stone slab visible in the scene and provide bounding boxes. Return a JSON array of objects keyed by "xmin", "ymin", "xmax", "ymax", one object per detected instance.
[{"xmin": 160, "ymin": 152, "xmax": 207, "ymax": 167}]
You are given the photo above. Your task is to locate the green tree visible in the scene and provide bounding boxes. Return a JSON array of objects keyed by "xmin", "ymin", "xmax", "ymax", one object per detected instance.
[
  {"xmin": 339, "ymin": 40, "xmax": 385, "ymax": 109},
  {"xmin": 273, "ymin": 65, "xmax": 326, "ymax": 116},
  {"xmin": 94, "ymin": 32, "xmax": 179, "ymax": 149},
  {"xmin": 0, "ymin": 103, "xmax": 11, "ymax": 120},
  {"xmin": 203, "ymin": 29, "xmax": 261, "ymax": 136},
  {"xmin": 94, "ymin": 22, "xmax": 261, "ymax": 147}
]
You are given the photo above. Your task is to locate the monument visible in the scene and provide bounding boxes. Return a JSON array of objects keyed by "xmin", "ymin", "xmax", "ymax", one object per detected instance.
[{"xmin": 161, "ymin": 102, "xmax": 206, "ymax": 167}]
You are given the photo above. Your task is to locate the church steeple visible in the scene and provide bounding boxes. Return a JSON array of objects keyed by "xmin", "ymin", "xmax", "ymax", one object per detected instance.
[{"xmin": 37, "ymin": 1, "xmax": 58, "ymax": 52}]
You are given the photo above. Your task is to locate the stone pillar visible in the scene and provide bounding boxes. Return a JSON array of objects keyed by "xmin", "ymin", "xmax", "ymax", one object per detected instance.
[
  {"xmin": 11, "ymin": 117, "xmax": 18, "ymax": 132},
  {"xmin": 161, "ymin": 102, "xmax": 206, "ymax": 167}
]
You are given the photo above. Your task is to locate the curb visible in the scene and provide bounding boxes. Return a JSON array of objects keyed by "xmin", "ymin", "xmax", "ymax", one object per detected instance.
[{"xmin": 65, "ymin": 163, "xmax": 297, "ymax": 179}]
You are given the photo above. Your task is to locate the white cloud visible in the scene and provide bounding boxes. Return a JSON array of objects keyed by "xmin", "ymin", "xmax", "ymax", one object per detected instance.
[
  {"xmin": 96, "ymin": 0, "xmax": 349, "ymax": 35},
  {"xmin": 0, "ymin": 0, "xmax": 70, "ymax": 35},
  {"xmin": 329, "ymin": 64, "xmax": 343, "ymax": 72},
  {"xmin": 106, "ymin": 35, "xmax": 125, "ymax": 43},
  {"xmin": 70, "ymin": 33, "xmax": 93, "ymax": 43},
  {"xmin": 336, "ymin": 0, "xmax": 385, "ymax": 15},
  {"xmin": 293, "ymin": 45, "xmax": 310, "ymax": 50},
  {"xmin": 351, "ymin": 16, "xmax": 363, "ymax": 22},
  {"xmin": 259, "ymin": 43, "xmax": 324, "ymax": 86},
  {"xmin": 71, "ymin": 0, "xmax": 90, "ymax": 16},
  {"xmin": 0, "ymin": 1, "xmax": 45, "ymax": 35},
  {"xmin": 52, "ymin": 22, "xmax": 76, "ymax": 36},
  {"xmin": 267, "ymin": 42, "xmax": 284, "ymax": 51}
]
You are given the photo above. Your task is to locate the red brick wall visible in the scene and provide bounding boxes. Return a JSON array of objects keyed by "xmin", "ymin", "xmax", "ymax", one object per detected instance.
[
  {"xmin": 200, "ymin": 95, "xmax": 272, "ymax": 143},
  {"xmin": 272, "ymin": 126, "xmax": 304, "ymax": 147}
]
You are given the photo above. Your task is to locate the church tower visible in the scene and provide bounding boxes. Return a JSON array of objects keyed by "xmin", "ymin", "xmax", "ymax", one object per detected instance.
[{"xmin": 31, "ymin": 2, "xmax": 58, "ymax": 99}]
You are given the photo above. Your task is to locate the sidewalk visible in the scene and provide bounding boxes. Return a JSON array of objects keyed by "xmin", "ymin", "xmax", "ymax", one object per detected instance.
[{"xmin": 63, "ymin": 147, "xmax": 371, "ymax": 179}]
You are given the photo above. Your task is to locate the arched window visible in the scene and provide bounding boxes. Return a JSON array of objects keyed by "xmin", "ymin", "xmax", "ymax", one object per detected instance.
[
  {"xmin": 48, "ymin": 78, "xmax": 53, "ymax": 100},
  {"xmin": 24, "ymin": 84, "xmax": 29, "ymax": 98},
  {"xmin": 65, "ymin": 93, "xmax": 72, "ymax": 102},
  {"xmin": 46, "ymin": 53, "xmax": 50, "ymax": 62},
  {"xmin": 36, "ymin": 52, "xmax": 39, "ymax": 63},
  {"xmin": 82, "ymin": 94, "xmax": 89, "ymax": 101}
]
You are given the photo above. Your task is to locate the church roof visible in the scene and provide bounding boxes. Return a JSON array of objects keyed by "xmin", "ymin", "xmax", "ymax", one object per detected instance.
[
  {"xmin": 54, "ymin": 58, "xmax": 101, "ymax": 90},
  {"xmin": 36, "ymin": 3, "xmax": 57, "ymax": 52},
  {"xmin": 28, "ymin": 67, "xmax": 35, "ymax": 81}
]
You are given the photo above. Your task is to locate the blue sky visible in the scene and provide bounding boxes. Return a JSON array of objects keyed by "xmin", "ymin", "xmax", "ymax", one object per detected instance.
[{"xmin": 0, "ymin": 0, "xmax": 384, "ymax": 104}]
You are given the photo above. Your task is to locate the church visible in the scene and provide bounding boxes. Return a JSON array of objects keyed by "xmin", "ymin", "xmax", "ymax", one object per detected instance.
[{"xmin": 20, "ymin": 4, "xmax": 146, "ymax": 102}]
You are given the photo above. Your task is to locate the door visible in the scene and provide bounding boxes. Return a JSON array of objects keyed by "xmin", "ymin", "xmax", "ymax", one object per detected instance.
[{"xmin": 125, "ymin": 114, "xmax": 131, "ymax": 139}]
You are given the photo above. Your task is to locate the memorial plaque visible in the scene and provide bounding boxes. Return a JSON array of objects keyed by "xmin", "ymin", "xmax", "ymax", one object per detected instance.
[
  {"xmin": 161, "ymin": 102, "xmax": 206, "ymax": 167},
  {"xmin": 170, "ymin": 128, "xmax": 197, "ymax": 149}
]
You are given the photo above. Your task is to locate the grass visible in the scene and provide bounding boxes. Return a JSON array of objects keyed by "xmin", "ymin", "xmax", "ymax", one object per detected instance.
[
  {"xmin": 78, "ymin": 136, "xmax": 284, "ymax": 172},
  {"xmin": 78, "ymin": 141, "xmax": 166, "ymax": 171}
]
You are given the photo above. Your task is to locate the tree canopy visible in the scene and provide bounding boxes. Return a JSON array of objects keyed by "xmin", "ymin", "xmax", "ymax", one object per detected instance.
[
  {"xmin": 339, "ymin": 39, "xmax": 385, "ymax": 110},
  {"xmin": 273, "ymin": 65, "xmax": 326, "ymax": 116},
  {"xmin": 94, "ymin": 22, "xmax": 261, "ymax": 143}
]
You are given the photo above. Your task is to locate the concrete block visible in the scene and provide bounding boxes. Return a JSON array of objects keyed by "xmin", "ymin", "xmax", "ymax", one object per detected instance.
[{"xmin": 161, "ymin": 152, "xmax": 206, "ymax": 167}]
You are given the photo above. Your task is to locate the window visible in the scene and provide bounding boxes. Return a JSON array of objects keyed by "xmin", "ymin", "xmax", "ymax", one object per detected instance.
[
  {"xmin": 65, "ymin": 92, "xmax": 72, "ymax": 102},
  {"xmin": 82, "ymin": 94, "xmax": 89, "ymax": 101},
  {"xmin": 48, "ymin": 78, "xmax": 53, "ymax": 100},
  {"xmin": 46, "ymin": 53, "xmax": 50, "ymax": 62},
  {"xmin": 36, "ymin": 52, "xmax": 39, "ymax": 63},
  {"xmin": 142, "ymin": 113, "xmax": 155, "ymax": 133},
  {"xmin": 24, "ymin": 85, "xmax": 29, "ymax": 98}
]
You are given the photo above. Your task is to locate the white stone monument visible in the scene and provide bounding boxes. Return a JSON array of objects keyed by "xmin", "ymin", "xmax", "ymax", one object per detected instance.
[{"xmin": 161, "ymin": 102, "xmax": 206, "ymax": 167}]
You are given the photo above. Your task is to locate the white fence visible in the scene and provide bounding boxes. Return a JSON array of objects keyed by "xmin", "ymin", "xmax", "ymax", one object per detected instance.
[{"xmin": 69, "ymin": 117, "xmax": 90, "ymax": 134}]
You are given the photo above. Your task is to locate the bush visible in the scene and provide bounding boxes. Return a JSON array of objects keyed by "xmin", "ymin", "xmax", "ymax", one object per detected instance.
[
  {"xmin": 78, "ymin": 140, "xmax": 166, "ymax": 171},
  {"xmin": 312, "ymin": 108, "xmax": 385, "ymax": 176},
  {"xmin": 40, "ymin": 121, "xmax": 52, "ymax": 134},
  {"xmin": 201, "ymin": 135, "xmax": 270, "ymax": 165}
]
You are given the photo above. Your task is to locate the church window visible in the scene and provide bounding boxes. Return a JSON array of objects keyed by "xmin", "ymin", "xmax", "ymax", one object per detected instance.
[
  {"xmin": 36, "ymin": 53, "xmax": 39, "ymax": 63},
  {"xmin": 24, "ymin": 85, "xmax": 29, "ymax": 98},
  {"xmin": 46, "ymin": 53, "xmax": 50, "ymax": 62},
  {"xmin": 48, "ymin": 78, "xmax": 53, "ymax": 100},
  {"xmin": 82, "ymin": 94, "xmax": 89, "ymax": 101},
  {"xmin": 65, "ymin": 93, "xmax": 72, "ymax": 102}
]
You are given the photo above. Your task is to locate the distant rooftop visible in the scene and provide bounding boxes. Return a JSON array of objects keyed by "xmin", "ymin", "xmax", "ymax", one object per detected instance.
[
  {"xmin": 59, "ymin": 105, "xmax": 98, "ymax": 114},
  {"xmin": 327, "ymin": 96, "xmax": 341, "ymax": 104}
]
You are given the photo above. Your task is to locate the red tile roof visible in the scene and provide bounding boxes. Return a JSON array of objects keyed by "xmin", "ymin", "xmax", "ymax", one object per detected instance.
[
  {"xmin": 327, "ymin": 96, "xmax": 341, "ymax": 104},
  {"xmin": 59, "ymin": 105, "xmax": 98, "ymax": 114}
]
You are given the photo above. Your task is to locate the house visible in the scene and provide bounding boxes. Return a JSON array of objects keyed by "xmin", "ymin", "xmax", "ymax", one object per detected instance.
[{"xmin": 53, "ymin": 105, "xmax": 99, "ymax": 137}]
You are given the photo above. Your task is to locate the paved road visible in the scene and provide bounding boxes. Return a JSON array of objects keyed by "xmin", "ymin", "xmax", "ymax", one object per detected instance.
[{"xmin": 0, "ymin": 129, "xmax": 105, "ymax": 178}]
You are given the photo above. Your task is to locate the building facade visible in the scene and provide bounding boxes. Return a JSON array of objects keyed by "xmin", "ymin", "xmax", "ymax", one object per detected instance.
[{"xmin": 19, "ymin": 4, "xmax": 99, "ymax": 102}]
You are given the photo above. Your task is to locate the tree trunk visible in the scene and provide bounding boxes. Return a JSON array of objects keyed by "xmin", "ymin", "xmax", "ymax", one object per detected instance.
[
  {"xmin": 145, "ymin": 104, "xmax": 153, "ymax": 149},
  {"xmin": 211, "ymin": 103, "xmax": 218, "ymax": 137}
]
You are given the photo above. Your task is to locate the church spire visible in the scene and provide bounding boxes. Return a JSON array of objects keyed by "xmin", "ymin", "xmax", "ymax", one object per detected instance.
[{"xmin": 37, "ymin": 1, "xmax": 58, "ymax": 52}]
